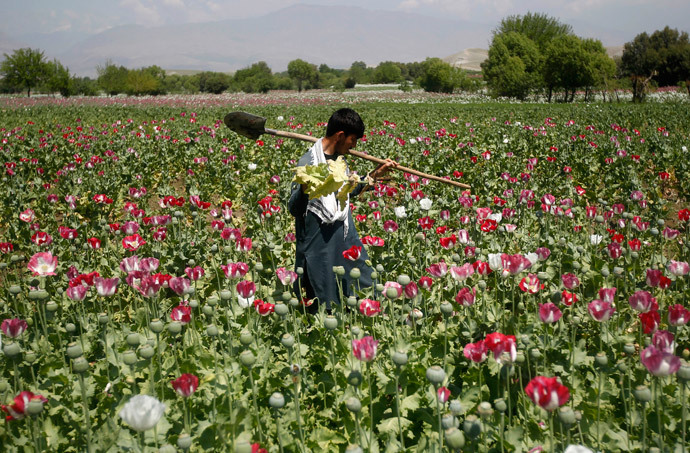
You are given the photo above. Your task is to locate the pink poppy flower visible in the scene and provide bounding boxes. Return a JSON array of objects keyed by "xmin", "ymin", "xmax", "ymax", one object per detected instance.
[
  {"xmin": 359, "ymin": 299, "xmax": 381, "ymax": 317},
  {"xmin": 539, "ymin": 303, "xmax": 562, "ymax": 323},
  {"xmin": 170, "ymin": 304, "xmax": 191, "ymax": 324},
  {"xmin": 640, "ymin": 345, "xmax": 680, "ymax": 377},
  {"xmin": 463, "ymin": 340, "xmax": 488, "ymax": 363},
  {"xmin": 276, "ymin": 267, "xmax": 298, "ymax": 286},
  {"xmin": 122, "ymin": 234, "xmax": 146, "ymax": 251},
  {"xmin": 1, "ymin": 318, "xmax": 28, "ymax": 338},
  {"xmin": 668, "ymin": 304, "xmax": 690, "ymax": 326},
  {"xmin": 253, "ymin": 299, "xmax": 275, "ymax": 316},
  {"xmin": 352, "ymin": 336, "xmax": 379, "ymax": 362},
  {"xmin": 27, "ymin": 251, "xmax": 58, "ymax": 276},
  {"xmin": 94, "ymin": 277, "xmax": 119, "ymax": 297},
  {"xmin": 221, "ymin": 262, "xmax": 249, "ymax": 279},
  {"xmin": 588, "ymin": 300, "xmax": 616, "ymax": 322},
  {"xmin": 455, "ymin": 287, "xmax": 476, "ymax": 306},
  {"xmin": 1, "ymin": 391, "xmax": 47, "ymax": 421}
]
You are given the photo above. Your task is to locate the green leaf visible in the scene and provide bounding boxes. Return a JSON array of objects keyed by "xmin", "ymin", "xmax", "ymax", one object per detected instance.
[{"xmin": 310, "ymin": 426, "xmax": 347, "ymax": 450}]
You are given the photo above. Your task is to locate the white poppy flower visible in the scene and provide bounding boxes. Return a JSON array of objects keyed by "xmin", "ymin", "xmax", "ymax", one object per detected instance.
[
  {"xmin": 419, "ymin": 198, "xmax": 432, "ymax": 210},
  {"xmin": 394, "ymin": 206, "xmax": 407, "ymax": 218},
  {"xmin": 119, "ymin": 395, "xmax": 166, "ymax": 432}
]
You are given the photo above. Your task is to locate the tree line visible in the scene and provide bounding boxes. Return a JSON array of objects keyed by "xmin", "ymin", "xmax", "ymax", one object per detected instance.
[
  {"xmin": 482, "ymin": 13, "xmax": 690, "ymax": 102},
  {"xmin": 1, "ymin": 13, "xmax": 688, "ymax": 101},
  {"xmin": 0, "ymin": 50, "xmax": 478, "ymax": 97}
]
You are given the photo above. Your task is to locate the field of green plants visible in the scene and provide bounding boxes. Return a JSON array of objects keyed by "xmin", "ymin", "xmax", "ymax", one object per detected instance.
[{"xmin": 1, "ymin": 93, "xmax": 689, "ymax": 452}]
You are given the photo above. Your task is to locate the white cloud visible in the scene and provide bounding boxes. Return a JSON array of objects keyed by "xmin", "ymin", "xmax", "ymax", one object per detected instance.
[{"xmin": 119, "ymin": 0, "xmax": 164, "ymax": 26}]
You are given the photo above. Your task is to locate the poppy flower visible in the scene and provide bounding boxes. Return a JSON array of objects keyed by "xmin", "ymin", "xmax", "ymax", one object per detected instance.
[
  {"xmin": 122, "ymin": 234, "xmax": 146, "ymax": 251},
  {"xmin": 171, "ymin": 374, "xmax": 199, "ymax": 398},
  {"xmin": 1, "ymin": 391, "xmax": 47, "ymax": 421},
  {"xmin": 342, "ymin": 245, "xmax": 362, "ymax": 261},
  {"xmin": 1, "ymin": 318, "xmax": 28, "ymax": 338},
  {"xmin": 359, "ymin": 299, "xmax": 381, "ymax": 317},
  {"xmin": 352, "ymin": 336, "xmax": 379, "ymax": 362},
  {"xmin": 640, "ymin": 345, "xmax": 680, "ymax": 377},
  {"xmin": 463, "ymin": 340, "xmax": 488, "ymax": 363},
  {"xmin": 524, "ymin": 376, "xmax": 570, "ymax": 411},
  {"xmin": 27, "ymin": 251, "xmax": 58, "ymax": 276}
]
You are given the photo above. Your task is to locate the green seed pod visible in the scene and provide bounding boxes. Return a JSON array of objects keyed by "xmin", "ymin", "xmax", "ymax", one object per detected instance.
[
  {"xmin": 324, "ymin": 315, "xmax": 339, "ymax": 331},
  {"xmin": 10, "ymin": 254, "xmax": 24, "ymax": 263},
  {"xmin": 8, "ymin": 285, "xmax": 22, "ymax": 295},
  {"xmin": 149, "ymin": 319, "xmax": 164, "ymax": 334},
  {"xmin": 122, "ymin": 350, "xmax": 137, "ymax": 366},
  {"xmin": 657, "ymin": 219, "xmax": 665, "ymax": 226},
  {"xmin": 126, "ymin": 333, "xmax": 141, "ymax": 347},
  {"xmin": 572, "ymin": 262, "xmax": 581, "ymax": 270},
  {"xmin": 530, "ymin": 348, "xmax": 542, "ymax": 359},
  {"xmin": 274, "ymin": 302, "xmax": 289, "ymax": 316},
  {"xmin": 426, "ymin": 366, "xmax": 446, "ymax": 385},
  {"xmin": 572, "ymin": 316, "xmax": 581, "ymax": 325},
  {"xmin": 445, "ymin": 427, "xmax": 466, "ymax": 450},
  {"xmin": 595, "ymin": 215, "xmax": 605, "ymax": 223},
  {"xmin": 633, "ymin": 385, "xmax": 652, "ymax": 403},
  {"xmin": 558, "ymin": 238, "xmax": 566, "ymax": 246},
  {"xmin": 234, "ymin": 441, "xmax": 253, "ymax": 453},
  {"xmin": 595, "ymin": 352, "xmax": 608, "ymax": 368},
  {"xmin": 65, "ymin": 322, "xmax": 77, "ymax": 333},
  {"xmin": 397, "ymin": 274, "xmax": 411, "ymax": 286},
  {"xmin": 254, "ymin": 262, "xmax": 264, "ymax": 272},
  {"xmin": 631, "ymin": 251, "xmax": 639, "ymax": 260},
  {"xmin": 72, "ymin": 356, "xmax": 90, "ymax": 374},
  {"xmin": 449, "ymin": 399, "xmax": 462, "ymax": 415},
  {"xmin": 66, "ymin": 342, "xmax": 83, "ymax": 359},
  {"xmin": 351, "ymin": 326, "xmax": 362, "ymax": 338},
  {"xmin": 601, "ymin": 268, "xmax": 610, "ymax": 277},
  {"xmin": 223, "ymin": 245, "xmax": 233, "ymax": 254},
  {"xmin": 370, "ymin": 270, "xmax": 378, "ymax": 280},
  {"xmin": 558, "ymin": 406, "xmax": 576, "ymax": 426},
  {"xmin": 477, "ymin": 280, "xmax": 487, "ymax": 290},
  {"xmin": 617, "ymin": 361, "xmax": 628, "ymax": 372},
  {"xmin": 477, "ymin": 401, "xmax": 493, "ymax": 418},
  {"xmin": 333, "ymin": 266, "xmax": 345, "ymax": 276},
  {"xmin": 28, "ymin": 289, "xmax": 49, "ymax": 300},
  {"xmin": 623, "ymin": 343, "xmax": 636, "ymax": 355},
  {"xmin": 346, "ymin": 296, "xmax": 358, "ymax": 308},
  {"xmin": 385, "ymin": 287, "xmax": 400, "ymax": 300},
  {"xmin": 494, "ymin": 398, "xmax": 507, "ymax": 413},
  {"xmin": 442, "ymin": 413, "xmax": 458, "ymax": 429},
  {"xmin": 24, "ymin": 351, "xmax": 37, "ymax": 364},
  {"xmin": 210, "ymin": 244, "xmax": 219, "ymax": 253},
  {"xmin": 517, "ymin": 302, "xmax": 525, "ymax": 311},
  {"xmin": 269, "ymin": 392, "xmax": 285, "ymax": 409},
  {"xmin": 177, "ymin": 433, "xmax": 192, "ymax": 450},
  {"xmin": 207, "ymin": 294, "xmax": 219, "ymax": 306},
  {"xmin": 375, "ymin": 283, "xmax": 385, "ymax": 293},
  {"xmin": 167, "ymin": 321, "xmax": 182, "ymax": 335},
  {"xmin": 289, "ymin": 298, "xmax": 299, "ymax": 307},
  {"xmin": 677, "ymin": 364, "xmax": 690, "ymax": 382},
  {"xmin": 3, "ymin": 341, "xmax": 21, "ymax": 358},
  {"xmin": 281, "ymin": 333, "xmax": 294, "ymax": 349},
  {"xmin": 440, "ymin": 301, "xmax": 453, "ymax": 316},
  {"xmin": 239, "ymin": 350, "xmax": 256, "ymax": 367},
  {"xmin": 139, "ymin": 344, "xmax": 155, "ymax": 360},
  {"xmin": 350, "ymin": 267, "xmax": 361, "ymax": 280},
  {"xmin": 650, "ymin": 228, "xmax": 659, "ymax": 236},
  {"xmin": 202, "ymin": 305, "xmax": 214, "ymax": 316},
  {"xmin": 391, "ymin": 351, "xmax": 408, "ymax": 367},
  {"xmin": 537, "ymin": 272, "xmax": 549, "ymax": 280},
  {"xmin": 45, "ymin": 301, "xmax": 59, "ymax": 313},
  {"xmin": 98, "ymin": 313, "xmax": 109, "ymax": 325},
  {"xmin": 219, "ymin": 289, "xmax": 232, "ymax": 301},
  {"xmin": 239, "ymin": 330, "xmax": 254, "ymax": 346},
  {"xmin": 345, "ymin": 396, "xmax": 362, "ymax": 413},
  {"xmin": 347, "ymin": 370, "xmax": 363, "ymax": 388},
  {"xmin": 463, "ymin": 415, "xmax": 482, "ymax": 439},
  {"xmin": 576, "ymin": 245, "xmax": 585, "ymax": 254},
  {"xmin": 26, "ymin": 400, "xmax": 45, "ymax": 416},
  {"xmin": 281, "ymin": 291, "xmax": 291, "ymax": 301},
  {"xmin": 296, "ymin": 267, "xmax": 304, "ymax": 275},
  {"xmin": 376, "ymin": 264, "xmax": 385, "ymax": 273},
  {"xmin": 408, "ymin": 256, "xmax": 417, "ymax": 265},
  {"xmin": 0, "ymin": 381, "xmax": 8, "ymax": 392},
  {"xmin": 206, "ymin": 325, "xmax": 219, "ymax": 337}
]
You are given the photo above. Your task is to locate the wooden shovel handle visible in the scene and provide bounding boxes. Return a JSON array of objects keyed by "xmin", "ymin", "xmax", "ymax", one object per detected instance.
[{"xmin": 266, "ymin": 128, "xmax": 471, "ymax": 189}]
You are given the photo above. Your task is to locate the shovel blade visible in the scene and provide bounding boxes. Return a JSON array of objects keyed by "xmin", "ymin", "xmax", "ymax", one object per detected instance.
[{"xmin": 223, "ymin": 112, "xmax": 267, "ymax": 140}]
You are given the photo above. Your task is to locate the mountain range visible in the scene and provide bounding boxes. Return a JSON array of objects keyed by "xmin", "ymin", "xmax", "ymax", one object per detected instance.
[{"xmin": 1, "ymin": 4, "xmax": 628, "ymax": 78}]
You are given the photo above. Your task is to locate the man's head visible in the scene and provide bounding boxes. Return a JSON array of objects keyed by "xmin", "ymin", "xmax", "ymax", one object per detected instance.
[{"xmin": 325, "ymin": 108, "xmax": 364, "ymax": 155}]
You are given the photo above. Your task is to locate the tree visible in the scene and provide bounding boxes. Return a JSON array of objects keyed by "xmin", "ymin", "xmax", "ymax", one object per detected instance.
[
  {"xmin": 97, "ymin": 60, "xmax": 129, "ymax": 95},
  {"xmin": 621, "ymin": 27, "xmax": 690, "ymax": 101},
  {"xmin": 197, "ymin": 71, "xmax": 231, "ymax": 94},
  {"xmin": 287, "ymin": 59, "xmax": 317, "ymax": 92},
  {"xmin": 232, "ymin": 61, "xmax": 274, "ymax": 93},
  {"xmin": 72, "ymin": 77, "xmax": 99, "ymax": 96},
  {"xmin": 348, "ymin": 61, "xmax": 371, "ymax": 84},
  {"xmin": 373, "ymin": 62, "xmax": 402, "ymax": 84},
  {"xmin": 0, "ymin": 48, "xmax": 49, "ymax": 97},
  {"xmin": 417, "ymin": 58, "xmax": 469, "ymax": 93},
  {"xmin": 481, "ymin": 32, "xmax": 541, "ymax": 99},
  {"xmin": 44, "ymin": 59, "xmax": 73, "ymax": 97},
  {"xmin": 125, "ymin": 69, "xmax": 160, "ymax": 96},
  {"xmin": 493, "ymin": 12, "xmax": 573, "ymax": 51},
  {"xmin": 581, "ymin": 38, "xmax": 617, "ymax": 100}
]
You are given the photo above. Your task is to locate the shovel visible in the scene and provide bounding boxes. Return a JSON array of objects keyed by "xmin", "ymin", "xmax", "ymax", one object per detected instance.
[{"xmin": 224, "ymin": 111, "xmax": 471, "ymax": 189}]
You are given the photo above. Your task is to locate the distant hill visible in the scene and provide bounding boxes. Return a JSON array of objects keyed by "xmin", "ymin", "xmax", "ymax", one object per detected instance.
[{"xmin": 2, "ymin": 4, "xmax": 492, "ymax": 77}]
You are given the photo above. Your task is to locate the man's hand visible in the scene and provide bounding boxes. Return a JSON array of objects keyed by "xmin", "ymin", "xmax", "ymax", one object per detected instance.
[{"xmin": 369, "ymin": 158, "xmax": 398, "ymax": 182}]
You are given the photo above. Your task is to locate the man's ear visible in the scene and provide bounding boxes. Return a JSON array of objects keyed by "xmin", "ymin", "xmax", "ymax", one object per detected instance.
[{"xmin": 333, "ymin": 130, "xmax": 345, "ymax": 141}]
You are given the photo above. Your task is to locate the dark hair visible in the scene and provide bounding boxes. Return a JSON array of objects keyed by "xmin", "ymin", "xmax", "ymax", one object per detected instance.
[{"xmin": 325, "ymin": 108, "xmax": 365, "ymax": 139}]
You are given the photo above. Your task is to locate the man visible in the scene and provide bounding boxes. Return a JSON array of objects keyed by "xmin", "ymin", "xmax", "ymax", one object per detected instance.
[{"xmin": 288, "ymin": 108, "xmax": 396, "ymax": 311}]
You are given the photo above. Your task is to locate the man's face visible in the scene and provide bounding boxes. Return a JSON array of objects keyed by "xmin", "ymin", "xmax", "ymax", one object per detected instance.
[{"xmin": 335, "ymin": 132, "xmax": 359, "ymax": 155}]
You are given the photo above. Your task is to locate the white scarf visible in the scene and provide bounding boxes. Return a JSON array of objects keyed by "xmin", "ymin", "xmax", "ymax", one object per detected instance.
[{"xmin": 306, "ymin": 138, "xmax": 350, "ymax": 237}]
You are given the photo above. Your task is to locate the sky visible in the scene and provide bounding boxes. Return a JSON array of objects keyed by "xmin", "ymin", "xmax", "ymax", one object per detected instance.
[{"xmin": 2, "ymin": 0, "xmax": 689, "ymax": 44}]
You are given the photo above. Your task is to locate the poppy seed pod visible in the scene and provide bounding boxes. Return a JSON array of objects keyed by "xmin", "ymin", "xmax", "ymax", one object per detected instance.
[
  {"xmin": 463, "ymin": 415, "xmax": 482, "ymax": 439},
  {"xmin": 442, "ymin": 413, "xmax": 458, "ymax": 429},
  {"xmin": 281, "ymin": 333, "xmax": 294, "ymax": 349},
  {"xmin": 122, "ymin": 350, "xmax": 138, "ymax": 366},
  {"xmin": 478, "ymin": 401, "xmax": 493, "ymax": 418},
  {"xmin": 72, "ymin": 356, "xmax": 90, "ymax": 373},
  {"xmin": 3, "ymin": 341, "xmax": 21, "ymax": 358},
  {"xmin": 46, "ymin": 300, "xmax": 59, "ymax": 312},
  {"xmin": 239, "ymin": 330, "xmax": 254, "ymax": 346},
  {"xmin": 449, "ymin": 399, "xmax": 462, "ymax": 415},
  {"xmin": 391, "ymin": 351, "xmax": 408, "ymax": 367},
  {"xmin": 149, "ymin": 319, "xmax": 164, "ymax": 334},
  {"xmin": 139, "ymin": 344, "xmax": 155, "ymax": 360},
  {"xmin": 66, "ymin": 342, "xmax": 83, "ymax": 359},
  {"xmin": 24, "ymin": 351, "xmax": 37, "ymax": 364},
  {"xmin": 274, "ymin": 302, "xmax": 289, "ymax": 317},
  {"xmin": 239, "ymin": 350, "xmax": 256, "ymax": 367},
  {"xmin": 445, "ymin": 427, "xmax": 466, "ymax": 450},
  {"xmin": 440, "ymin": 302, "xmax": 453, "ymax": 316},
  {"xmin": 347, "ymin": 296, "xmax": 358, "ymax": 308},
  {"xmin": 126, "ymin": 333, "xmax": 141, "ymax": 347},
  {"xmin": 595, "ymin": 352, "xmax": 608, "ymax": 368},
  {"xmin": 370, "ymin": 270, "xmax": 378, "ymax": 280},
  {"xmin": 8, "ymin": 285, "xmax": 21, "ymax": 295},
  {"xmin": 345, "ymin": 396, "xmax": 362, "ymax": 413},
  {"xmin": 558, "ymin": 406, "xmax": 576, "ymax": 426},
  {"xmin": 206, "ymin": 325, "xmax": 219, "ymax": 336},
  {"xmin": 324, "ymin": 315, "xmax": 339, "ymax": 331},
  {"xmin": 234, "ymin": 443, "xmax": 253, "ymax": 453},
  {"xmin": 677, "ymin": 364, "xmax": 690, "ymax": 381},
  {"xmin": 347, "ymin": 370, "xmax": 363, "ymax": 388},
  {"xmin": 397, "ymin": 274, "xmax": 411, "ymax": 286},
  {"xmin": 350, "ymin": 268, "xmax": 361, "ymax": 280},
  {"xmin": 28, "ymin": 289, "xmax": 49, "ymax": 300},
  {"xmin": 26, "ymin": 399, "xmax": 45, "ymax": 416},
  {"xmin": 426, "ymin": 366, "xmax": 446, "ymax": 385},
  {"xmin": 98, "ymin": 313, "xmax": 109, "ymax": 325},
  {"xmin": 167, "ymin": 321, "xmax": 182, "ymax": 335},
  {"xmin": 269, "ymin": 392, "xmax": 285, "ymax": 409},
  {"xmin": 177, "ymin": 434, "xmax": 192, "ymax": 450},
  {"xmin": 494, "ymin": 398, "xmax": 507, "ymax": 413},
  {"xmin": 202, "ymin": 305, "xmax": 213, "ymax": 316},
  {"xmin": 65, "ymin": 322, "xmax": 77, "ymax": 333},
  {"xmin": 633, "ymin": 385, "xmax": 652, "ymax": 403}
]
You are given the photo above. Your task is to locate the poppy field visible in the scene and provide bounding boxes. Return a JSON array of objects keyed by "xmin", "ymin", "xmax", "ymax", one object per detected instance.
[{"xmin": 1, "ymin": 93, "xmax": 690, "ymax": 452}]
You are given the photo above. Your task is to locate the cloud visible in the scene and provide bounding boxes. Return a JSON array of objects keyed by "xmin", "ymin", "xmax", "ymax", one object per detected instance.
[{"xmin": 118, "ymin": 0, "xmax": 163, "ymax": 26}]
